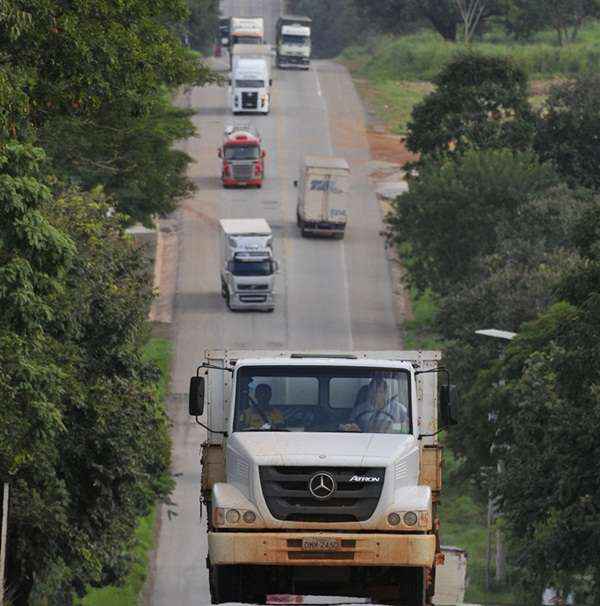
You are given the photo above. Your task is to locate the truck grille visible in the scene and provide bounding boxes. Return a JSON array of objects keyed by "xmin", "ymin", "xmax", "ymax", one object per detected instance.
[
  {"xmin": 232, "ymin": 163, "xmax": 254, "ymax": 179},
  {"xmin": 242, "ymin": 92, "xmax": 258, "ymax": 109},
  {"xmin": 259, "ymin": 466, "xmax": 385, "ymax": 523},
  {"xmin": 238, "ymin": 284, "xmax": 268, "ymax": 290}
]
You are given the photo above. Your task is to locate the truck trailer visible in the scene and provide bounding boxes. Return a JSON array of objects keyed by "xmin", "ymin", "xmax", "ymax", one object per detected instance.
[
  {"xmin": 276, "ymin": 15, "xmax": 312, "ymax": 69},
  {"xmin": 295, "ymin": 156, "xmax": 350, "ymax": 238},
  {"xmin": 219, "ymin": 220, "xmax": 277, "ymax": 312},
  {"xmin": 189, "ymin": 350, "xmax": 459, "ymax": 605},
  {"xmin": 230, "ymin": 16, "xmax": 264, "ymax": 46}
]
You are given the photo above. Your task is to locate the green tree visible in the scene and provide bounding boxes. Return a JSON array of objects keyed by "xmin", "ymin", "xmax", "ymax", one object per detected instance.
[
  {"xmin": 386, "ymin": 149, "xmax": 558, "ymax": 296},
  {"xmin": 287, "ymin": 0, "xmax": 364, "ymax": 57},
  {"xmin": 406, "ymin": 53, "xmax": 536, "ymax": 162},
  {"xmin": 0, "ymin": 146, "xmax": 172, "ymax": 602},
  {"xmin": 0, "ymin": 0, "xmax": 217, "ymax": 222},
  {"xmin": 503, "ymin": 0, "xmax": 600, "ymax": 44},
  {"xmin": 186, "ymin": 0, "xmax": 220, "ymax": 51},
  {"xmin": 38, "ymin": 99, "xmax": 196, "ymax": 224},
  {"xmin": 535, "ymin": 74, "xmax": 600, "ymax": 192}
]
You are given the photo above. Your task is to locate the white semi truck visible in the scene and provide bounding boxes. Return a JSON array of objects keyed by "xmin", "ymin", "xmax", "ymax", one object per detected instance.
[
  {"xmin": 295, "ymin": 156, "xmax": 350, "ymax": 238},
  {"xmin": 231, "ymin": 56, "xmax": 272, "ymax": 114},
  {"xmin": 219, "ymin": 219, "xmax": 277, "ymax": 312},
  {"xmin": 276, "ymin": 15, "xmax": 312, "ymax": 69},
  {"xmin": 230, "ymin": 43, "xmax": 272, "ymax": 72},
  {"xmin": 189, "ymin": 350, "xmax": 459, "ymax": 605}
]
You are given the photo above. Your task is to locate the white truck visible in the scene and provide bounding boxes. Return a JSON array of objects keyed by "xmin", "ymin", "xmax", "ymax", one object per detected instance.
[
  {"xmin": 295, "ymin": 156, "xmax": 350, "ymax": 238},
  {"xmin": 231, "ymin": 57, "xmax": 272, "ymax": 115},
  {"xmin": 219, "ymin": 219, "xmax": 277, "ymax": 312},
  {"xmin": 189, "ymin": 350, "xmax": 459, "ymax": 605},
  {"xmin": 230, "ymin": 17, "xmax": 264, "ymax": 46},
  {"xmin": 276, "ymin": 15, "xmax": 312, "ymax": 69}
]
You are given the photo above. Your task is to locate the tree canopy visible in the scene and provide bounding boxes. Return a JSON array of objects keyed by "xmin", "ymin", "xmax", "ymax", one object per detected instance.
[{"xmin": 405, "ymin": 53, "xmax": 536, "ymax": 162}]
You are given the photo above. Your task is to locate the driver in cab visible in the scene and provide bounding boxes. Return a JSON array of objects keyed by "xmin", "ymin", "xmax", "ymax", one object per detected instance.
[
  {"xmin": 340, "ymin": 378, "xmax": 408, "ymax": 433},
  {"xmin": 240, "ymin": 383, "xmax": 284, "ymax": 430}
]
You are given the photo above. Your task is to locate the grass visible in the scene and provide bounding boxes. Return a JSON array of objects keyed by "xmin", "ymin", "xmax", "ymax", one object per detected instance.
[
  {"xmin": 76, "ymin": 337, "xmax": 172, "ymax": 606},
  {"xmin": 343, "ymin": 22, "xmax": 600, "ymax": 83},
  {"xmin": 342, "ymin": 23, "xmax": 600, "ymax": 134},
  {"xmin": 402, "ymin": 288, "xmax": 444, "ymax": 350}
]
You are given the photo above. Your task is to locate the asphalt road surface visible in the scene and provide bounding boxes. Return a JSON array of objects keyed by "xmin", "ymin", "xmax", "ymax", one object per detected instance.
[{"xmin": 149, "ymin": 0, "xmax": 400, "ymax": 603}]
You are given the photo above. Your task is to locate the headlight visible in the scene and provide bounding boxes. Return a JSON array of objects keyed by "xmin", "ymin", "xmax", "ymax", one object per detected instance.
[
  {"xmin": 403, "ymin": 511, "xmax": 418, "ymax": 526},
  {"xmin": 225, "ymin": 509, "xmax": 241, "ymax": 524},
  {"xmin": 243, "ymin": 510, "xmax": 257, "ymax": 524},
  {"xmin": 387, "ymin": 512, "xmax": 401, "ymax": 526}
]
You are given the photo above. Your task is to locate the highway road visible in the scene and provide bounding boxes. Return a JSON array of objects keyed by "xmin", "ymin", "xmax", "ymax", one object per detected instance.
[{"xmin": 150, "ymin": 0, "xmax": 400, "ymax": 603}]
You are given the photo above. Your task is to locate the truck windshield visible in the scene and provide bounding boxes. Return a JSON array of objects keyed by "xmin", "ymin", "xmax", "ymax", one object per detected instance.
[
  {"xmin": 235, "ymin": 79, "xmax": 265, "ymax": 88},
  {"xmin": 231, "ymin": 260, "xmax": 273, "ymax": 276},
  {"xmin": 233, "ymin": 36, "xmax": 261, "ymax": 44},
  {"xmin": 224, "ymin": 145, "xmax": 260, "ymax": 160},
  {"xmin": 234, "ymin": 366, "xmax": 411, "ymax": 434},
  {"xmin": 282, "ymin": 35, "xmax": 309, "ymax": 45}
]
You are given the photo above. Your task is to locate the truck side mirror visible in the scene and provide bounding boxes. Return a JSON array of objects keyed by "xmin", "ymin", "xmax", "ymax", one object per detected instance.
[
  {"xmin": 293, "ymin": 180, "xmax": 298, "ymax": 188},
  {"xmin": 261, "ymin": 150, "xmax": 266, "ymax": 158},
  {"xmin": 269, "ymin": 78, "xmax": 273, "ymax": 86},
  {"xmin": 440, "ymin": 384, "xmax": 459, "ymax": 427},
  {"xmin": 228, "ymin": 78, "xmax": 232, "ymax": 86},
  {"xmin": 218, "ymin": 148, "xmax": 222, "ymax": 158},
  {"xmin": 189, "ymin": 376, "xmax": 205, "ymax": 417}
]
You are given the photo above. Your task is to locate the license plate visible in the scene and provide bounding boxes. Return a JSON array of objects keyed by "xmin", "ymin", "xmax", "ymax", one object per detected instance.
[{"xmin": 302, "ymin": 537, "xmax": 341, "ymax": 551}]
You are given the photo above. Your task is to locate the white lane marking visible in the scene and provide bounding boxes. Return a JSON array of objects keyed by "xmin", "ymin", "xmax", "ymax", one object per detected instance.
[{"xmin": 314, "ymin": 68, "xmax": 323, "ymax": 97}]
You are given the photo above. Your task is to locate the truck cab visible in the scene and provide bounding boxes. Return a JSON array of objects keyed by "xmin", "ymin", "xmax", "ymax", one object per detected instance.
[
  {"xmin": 189, "ymin": 351, "xmax": 458, "ymax": 605},
  {"xmin": 219, "ymin": 125, "xmax": 265, "ymax": 188},
  {"xmin": 231, "ymin": 57, "xmax": 272, "ymax": 115},
  {"xmin": 276, "ymin": 15, "xmax": 312, "ymax": 69},
  {"xmin": 219, "ymin": 220, "xmax": 277, "ymax": 312}
]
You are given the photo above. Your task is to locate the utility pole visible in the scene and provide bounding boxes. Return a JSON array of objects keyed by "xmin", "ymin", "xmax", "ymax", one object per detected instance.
[{"xmin": 0, "ymin": 482, "xmax": 9, "ymax": 606}]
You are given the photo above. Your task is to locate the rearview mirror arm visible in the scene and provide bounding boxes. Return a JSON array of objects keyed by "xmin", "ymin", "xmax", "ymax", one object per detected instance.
[{"xmin": 195, "ymin": 417, "xmax": 228, "ymax": 437}]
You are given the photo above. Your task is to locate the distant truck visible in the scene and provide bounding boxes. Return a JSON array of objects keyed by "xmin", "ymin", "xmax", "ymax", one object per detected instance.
[
  {"xmin": 295, "ymin": 156, "xmax": 350, "ymax": 238},
  {"xmin": 276, "ymin": 15, "xmax": 312, "ymax": 69},
  {"xmin": 230, "ymin": 42, "xmax": 272, "ymax": 72},
  {"xmin": 188, "ymin": 349, "xmax": 459, "ymax": 605},
  {"xmin": 219, "ymin": 219, "xmax": 277, "ymax": 312},
  {"xmin": 219, "ymin": 125, "xmax": 266, "ymax": 188},
  {"xmin": 230, "ymin": 17, "xmax": 264, "ymax": 46},
  {"xmin": 231, "ymin": 56, "xmax": 272, "ymax": 114}
]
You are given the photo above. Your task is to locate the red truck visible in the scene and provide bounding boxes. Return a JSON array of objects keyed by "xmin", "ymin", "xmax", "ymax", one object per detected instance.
[{"xmin": 219, "ymin": 125, "xmax": 266, "ymax": 188}]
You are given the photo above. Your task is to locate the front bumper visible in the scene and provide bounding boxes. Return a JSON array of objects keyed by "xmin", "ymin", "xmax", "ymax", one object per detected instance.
[
  {"xmin": 229, "ymin": 292, "xmax": 274, "ymax": 310},
  {"xmin": 208, "ymin": 532, "xmax": 435, "ymax": 567},
  {"xmin": 222, "ymin": 177, "xmax": 262, "ymax": 187},
  {"xmin": 278, "ymin": 55, "xmax": 310, "ymax": 66},
  {"xmin": 302, "ymin": 222, "xmax": 346, "ymax": 237}
]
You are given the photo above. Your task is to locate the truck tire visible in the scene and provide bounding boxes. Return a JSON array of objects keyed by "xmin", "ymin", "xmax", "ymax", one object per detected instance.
[{"xmin": 209, "ymin": 564, "xmax": 242, "ymax": 604}]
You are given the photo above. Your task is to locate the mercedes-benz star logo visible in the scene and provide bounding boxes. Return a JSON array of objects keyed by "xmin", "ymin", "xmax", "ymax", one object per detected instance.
[{"xmin": 308, "ymin": 472, "xmax": 336, "ymax": 500}]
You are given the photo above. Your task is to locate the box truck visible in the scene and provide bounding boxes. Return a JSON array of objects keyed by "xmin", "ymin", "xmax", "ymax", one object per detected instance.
[{"xmin": 295, "ymin": 156, "xmax": 350, "ymax": 238}]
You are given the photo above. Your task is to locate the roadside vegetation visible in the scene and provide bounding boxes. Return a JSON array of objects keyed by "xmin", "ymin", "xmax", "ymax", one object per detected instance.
[{"xmin": 0, "ymin": 1, "xmax": 216, "ymax": 604}]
